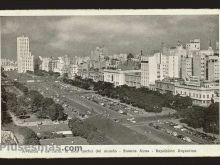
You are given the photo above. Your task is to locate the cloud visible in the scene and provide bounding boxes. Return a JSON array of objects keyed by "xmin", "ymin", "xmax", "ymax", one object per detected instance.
[
  {"xmin": 2, "ymin": 21, "xmax": 20, "ymax": 34},
  {"xmin": 45, "ymin": 16, "xmax": 166, "ymax": 50},
  {"xmin": 1, "ymin": 15, "xmax": 218, "ymax": 60}
]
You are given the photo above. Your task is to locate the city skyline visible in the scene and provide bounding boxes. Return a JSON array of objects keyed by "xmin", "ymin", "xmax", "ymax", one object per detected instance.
[
  {"xmin": 1, "ymin": 12, "xmax": 219, "ymax": 147},
  {"xmin": 1, "ymin": 15, "xmax": 219, "ymax": 60}
]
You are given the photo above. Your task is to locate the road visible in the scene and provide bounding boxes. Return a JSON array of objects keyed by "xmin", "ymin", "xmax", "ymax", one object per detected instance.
[
  {"xmin": 5, "ymin": 71, "xmax": 205, "ymax": 144},
  {"xmin": 125, "ymin": 123, "xmax": 188, "ymax": 144}
]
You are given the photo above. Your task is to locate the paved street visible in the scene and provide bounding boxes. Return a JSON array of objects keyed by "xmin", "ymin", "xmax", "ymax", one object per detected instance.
[
  {"xmin": 5, "ymin": 71, "xmax": 215, "ymax": 144},
  {"xmin": 5, "ymin": 72, "xmax": 186, "ymax": 144}
]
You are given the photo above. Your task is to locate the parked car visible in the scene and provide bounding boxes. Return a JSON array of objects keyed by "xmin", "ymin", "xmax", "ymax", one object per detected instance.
[
  {"xmin": 180, "ymin": 128, "xmax": 187, "ymax": 132},
  {"xmin": 172, "ymin": 132, "xmax": 178, "ymax": 137},
  {"xmin": 174, "ymin": 125, "xmax": 183, "ymax": 129},
  {"xmin": 183, "ymin": 137, "xmax": 192, "ymax": 142},
  {"xmin": 18, "ymin": 115, "xmax": 30, "ymax": 119},
  {"xmin": 177, "ymin": 135, "xmax": 184, "ymax": 139}
]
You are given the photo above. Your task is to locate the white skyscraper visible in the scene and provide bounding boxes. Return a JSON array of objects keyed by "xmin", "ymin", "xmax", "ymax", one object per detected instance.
[
  {"xmin": 141, "ymin": 55, "xmax": 157, "ymax": 87},
  {"xmin": 17, "ymin": 36, "xmax": 34, "ymax": 73}
]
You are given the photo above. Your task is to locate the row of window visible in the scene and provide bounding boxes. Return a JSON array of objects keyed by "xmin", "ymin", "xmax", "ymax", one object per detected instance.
[
  {"xmin": 194, "ymin": 100, "xmax": 211, "ymax": 104},
  {"xmin": 176, "ymin": 90, "xmax": 214, "ymax": 99}
]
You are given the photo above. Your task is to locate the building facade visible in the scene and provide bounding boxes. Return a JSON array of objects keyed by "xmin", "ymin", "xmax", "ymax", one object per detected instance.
[
  {"xmin": 49, "ymin": 57, "xmax": 60, "ymax": 73},
  {"xmin": 103, "ymin": 69, "xmax": 141, "ymax": 87},
  {"xmin": 41, "ymin": 57, "xmax": 51, "ymax": 72},
  {"xmin": 141, "ymin": 56, "xmax": 157, "ymax": 87},
  {"xmin": 175, "ymin": 79, "xmax": 219, "ymax": 107},
  {"xmin": 155, "ymin": 78, "xmax": 184, "ymax": 94},
  {"xmin": 1, "ymin": 59, "xmax": 17, "ymax": 71},
  {"xmin": 17, "ymin": 36, "xmax": 34, "ymax": 73},
  {"xmin": 207, "ymin": 55, "xmax": 219, "ymax": 82},
  {"xmin": 193, "ymin": 53, "xmax": 207, "ymax": 80},
  {"xmin": 181, "ymin": 56, "xmax": 193, "ymax": 80},
  {"xmin": 125, "ymin": 71, "xmax": 141, "ymax": 88},
  {"xmin": 68, "ymin": 63, "xmax": 78, "ymax": 79},
  {"xmin": 186, "ymin": 39, "xmax": 201, "ymax": 51}
]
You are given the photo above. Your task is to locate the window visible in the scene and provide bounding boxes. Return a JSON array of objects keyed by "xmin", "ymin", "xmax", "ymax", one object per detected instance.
[
  {"xmin": 196, "ymin": 94, "xmax": 198, "ymax": 98},
  {"xmin": 207, "ymin": 95, "xmax": 209, "ymax": 98},
  {"xmin": 200, "ymin": 94, "xmax": 201, "ymax": 98},
  {"xmin": 203, "ymin": 95, "xmax": 205, "ymax": 98}
]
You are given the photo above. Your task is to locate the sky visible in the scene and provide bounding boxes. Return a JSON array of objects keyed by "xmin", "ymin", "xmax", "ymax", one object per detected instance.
[{"xmin": 1, "ymin": 15, "xmax": 219, "ymax": 60}]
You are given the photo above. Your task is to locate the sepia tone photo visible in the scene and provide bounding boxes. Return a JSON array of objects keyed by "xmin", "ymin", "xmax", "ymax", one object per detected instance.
[{"xmin": 1, "ymin": 13, "xmax": 219, "ymax": 148}]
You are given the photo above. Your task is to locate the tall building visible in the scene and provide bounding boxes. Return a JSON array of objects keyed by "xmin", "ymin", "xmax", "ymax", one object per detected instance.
[
  {"xmin": 41, "ymin": 57, "xmax": 51, "ymax": 72},
  {"xmin": 193, "ymin": 53, "xmax": 207, "ymax": 80},
  {"xmin": 166, "ymin": 55, "xmax": 179, "ymax": 78},
  {"xmin": 17, "ymin": 36, "xmax": 34, "ymax": 73},
  {"xmin": 181, "ymin": 56, "xmax": 193, "ymax": 80},
  {"xmin": 154, "ymin": 52, "xmax": 164, "ymax": 81},
  {"xmin": 60, "ymin": 55, "xmax": 70, "ymax": 75},
  {"xmin": 141, "ymin": 56, "xmax": 157, "ymax": 87},
  {"xmin": 155, "ymin": 52, "xmax": 180, "ymax": 79},
  {"xmin": 207, "ymin": 55, "xmax": 219, "ymax": 81},
  {"xmin": 49, "ymin": 57, "xmax": 60, "ymax": 73},
  {"xmin": 68, "ymin": 63, "xmax": 78, "ymax": 79}
]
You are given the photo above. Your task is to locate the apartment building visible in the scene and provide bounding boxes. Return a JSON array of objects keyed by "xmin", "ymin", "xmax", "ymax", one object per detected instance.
[{"xmin": 17, "ymin": 36, "xmax": 34, "ymax": 73}]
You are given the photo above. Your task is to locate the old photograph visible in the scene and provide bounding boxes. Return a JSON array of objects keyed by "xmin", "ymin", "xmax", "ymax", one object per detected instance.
[{"xmin": 1, "ymin": 12, "xmax": 219, "ymax": 148}]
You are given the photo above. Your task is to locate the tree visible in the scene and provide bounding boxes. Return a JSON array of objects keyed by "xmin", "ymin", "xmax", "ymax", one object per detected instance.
[
  {"xmin": 173, "ymin": 95, "xmax": 192, "ymax": 110},
  {"xmin": 68, "ymin": 118, "xmax": 89, "ymax": 138},
  {"xmin": 16, "ymin": 106, "xmax": 28, "ymax": 116},
  {"xmin": 27, "ymin": 90, "xmax": 44, "ymax": 111},
  {"xmin": 47, "ymin": 104, "xmax": 59, "ymax": 121},
  {"xmin": 1, "ymin": 67, "xmax": 7, "ymax": 78},
  {"xmin": 19, "ymin": 127, "xmax": 40, "ymax": 145},
  {"xmin": 34, "ymin": 56, "xmax": 42, "ymax": 72},
  {"xmin": 127, "ymin": 53, "xmax": 134, "ymax": 59},
  {"xmin": 68, "ymin": 118, "xmax": 97, "ymax": 139},
  {"xmin": 55, "ymin": 104, "xmax": 66, "ymax": 121},
  {"xmin": 63, "ymin": 73, "xmax": 68, "ymax": 79},
  {"xmin": 203, "ymin": 103, "xmax": 219, "ymax": 134},
  {"xmin": 1, "ymin": 87, "xmax": 12, "ymax": 124},
  {"xmin": 42, "ymin": 97, "xmax": 54, "ymax": 108},
  {"xmin": 6, "ymin": 92, "xmax": 18, "ymax": 113},
  {"xmin": 14, "ymin": 82, "xmax": 29, "ymax": 94}
]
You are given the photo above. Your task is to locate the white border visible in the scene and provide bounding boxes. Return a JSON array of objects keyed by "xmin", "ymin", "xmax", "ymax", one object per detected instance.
[
  {"xmin": 0, "ymin": 9, "xmax": 219, "ymax": 16},
  {"xmin": 0, "ymin": 9, "xmax": 220, "ymax": 158}
]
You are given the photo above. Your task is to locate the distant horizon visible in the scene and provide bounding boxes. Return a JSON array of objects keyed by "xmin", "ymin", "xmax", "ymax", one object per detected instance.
[{"xmin": 1, "ymin": 15, "xmax": 219, "ymax": 60}]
